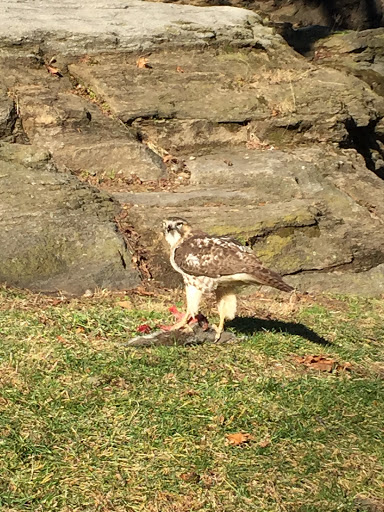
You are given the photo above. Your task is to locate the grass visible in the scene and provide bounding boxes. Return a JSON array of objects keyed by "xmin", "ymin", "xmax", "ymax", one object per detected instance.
[{"xmin": 0, "ymin": 286, "xmax": 383, "ymax": 511}]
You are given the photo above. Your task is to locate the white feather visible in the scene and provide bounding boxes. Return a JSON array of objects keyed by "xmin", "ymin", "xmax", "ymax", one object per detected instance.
[{"xmin": 185, "ymin": 285, "xmax": 203, "ymax": 317}]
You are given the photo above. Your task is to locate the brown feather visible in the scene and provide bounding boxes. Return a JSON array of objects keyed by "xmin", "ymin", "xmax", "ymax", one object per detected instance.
[{"xmin": 174, "ymin": 235, "xmax": 293, "ymax": 292}]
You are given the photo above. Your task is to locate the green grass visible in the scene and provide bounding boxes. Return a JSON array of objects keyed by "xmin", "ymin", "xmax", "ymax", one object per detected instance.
[{"xmin": 0, "ymin": 287, "xmax": 383, "ymax": 511}]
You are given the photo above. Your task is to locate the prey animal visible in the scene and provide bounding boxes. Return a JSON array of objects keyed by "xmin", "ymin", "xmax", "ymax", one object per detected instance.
[{"xmin": 163, "ymin": 217, "xmax": 294, "ymax": 340}]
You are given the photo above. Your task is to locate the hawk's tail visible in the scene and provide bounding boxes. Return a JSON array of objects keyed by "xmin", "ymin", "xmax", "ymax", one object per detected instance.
[
  {"xmin": 271, "ymin": 279, "xmax": 294, "ymax": 293},
  {"xmin": 249, "ymin": 267, "xmax": 294, "ymax": 293}
]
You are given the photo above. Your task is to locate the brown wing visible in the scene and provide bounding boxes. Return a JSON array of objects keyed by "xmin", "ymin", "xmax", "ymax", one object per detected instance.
[{"xmin": 174, "ymin": 235, "xmax": 293, "ymax": 292}]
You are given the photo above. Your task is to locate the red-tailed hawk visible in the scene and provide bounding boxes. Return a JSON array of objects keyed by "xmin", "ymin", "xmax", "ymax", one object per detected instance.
[{"xmin": 163, "ymin": 217, "xmax": 294, "ymax": 340}]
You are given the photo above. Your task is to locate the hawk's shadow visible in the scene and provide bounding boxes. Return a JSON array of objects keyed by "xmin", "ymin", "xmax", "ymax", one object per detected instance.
[{"xmin": 227, "ymin": 316, "xmax": 331, "ymax": 346}]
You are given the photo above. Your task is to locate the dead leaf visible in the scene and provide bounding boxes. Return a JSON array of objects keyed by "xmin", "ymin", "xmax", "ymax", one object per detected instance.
[
  {"xmin": 136, "ymin": 56, "xmax": 151, "ymax": 69},
  {"xmin": 132, "ymin": 286, "xmax": 155, "ymax": 296},
  {"xmin": 46, "ymin": 65, "xmax": 62, "ymax": 77},
  {"xmin": 176, "ymin": 66, "xmax": 185, "ymax": 73},
  {"xmin": 293, "ymin": 355, "xmax": 352, "ymax": 372},
  {"xmin": 258, "ymin": 437, "xmax": 271, "ymax": 448},
  {"xmin": 214, "ymin": 414, "xmax": 225, "ymax": 425},
  {"xmin": 76, "ymin": 326, "xmax": 85, "ymax": 333},
  {"xmin": 117, "ymin": 300, "xmax": 132, "ymax": 310},
  {"xmin": 226, "ymin": 432, "xmax": 252, "ymax": 446},
  {"xmin": 163, "ymin": 154, "xmax": 176, "ymax": 164},
  {"xmin": 184, "ymin": 389, "xmax": 199, "ymax": 397},
  {"xmin": 56, "ymin": 335, "xmax": 66, "ymax": 343},
  {"xmin": 246, "ymin": 134, "xmax": 270, "ymax": 150},
  {"xmin": 180, "ymin": 472, "xmax": 200, "ymax": 483}
]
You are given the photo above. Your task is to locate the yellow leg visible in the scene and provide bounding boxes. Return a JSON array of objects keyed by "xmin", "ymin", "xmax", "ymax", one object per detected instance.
[
  {"xmin": 212, "ymin": 310, "xmax": 225, "ymax": 341},
  {"xmin": 212, "ymin": 289, "xmax": 237, "ymax": 341}
]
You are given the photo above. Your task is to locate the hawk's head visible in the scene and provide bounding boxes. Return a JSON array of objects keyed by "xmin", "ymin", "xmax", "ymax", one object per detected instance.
[{"xmin": 162, "ymin": 217, "xmax": 191, "ymax": 247}]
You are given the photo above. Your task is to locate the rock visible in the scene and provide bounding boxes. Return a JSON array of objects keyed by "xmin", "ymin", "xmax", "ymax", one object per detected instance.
[
  {"xmin": 147, "ymin": 0, "xmax": 384, "ymax": 31},
  {"xmin": 289, "ymin": 264, "xmax": 384, "ymax": 296},
  {"xmin": 1, "ymin": 0, "xmax": 384, "ymax": 296},
  {"xmin": 0, "ymin": 143, "xmax": 141, "ymax": 295},
  {"xmin": 0, "ymin": 66, "xmax": 165, "ymax": 180},
  {"xmin": 312, "ymin": 29, "xmax": 384, "ymax": 178},
  {"xmin": 0, "ymin": 0, "xmax": 273, "ymax": 55},
  {"xmin": 313, "ymin": 29, "xmax": 384, "ymax": 94},
  {"xmin": 68, "ymin": 48, "xmax": 384, "ymax": 150},
  {"xmin": 118, "ymin": 146, "xmax": 384, "ymax": 293}
]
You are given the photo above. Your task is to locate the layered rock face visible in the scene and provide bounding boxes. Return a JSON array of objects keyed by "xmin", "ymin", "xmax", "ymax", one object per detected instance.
[
  {"xmin": 1, "ymin": 0, "xmax": 384, "ymax": 295},
  {"xmin": 0, "ymin": 144, "xmax": 141, "ymax": 294}
]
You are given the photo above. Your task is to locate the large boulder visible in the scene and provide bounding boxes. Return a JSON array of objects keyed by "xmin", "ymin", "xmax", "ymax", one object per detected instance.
[
  {"xmin": 145, "ymin": 0, "xmax": 384, "ymax": 31},
  {"xmin": 0, "ymin": 143, "xmax": 140, "ymax": 294},
  {"xmin": 119, "ymin": 146, "xmax": 384, "ymax": 294},
  {"xmin": 0, "ymin": 0, "xmax": 273, "ymax": 55},
  {"xmin": 68, "ymin": 46, "xmax": 384, "ymax": 163},
  {"xmin": 1, "ymin": 0, "xmax": 384, "ymax": 296}
]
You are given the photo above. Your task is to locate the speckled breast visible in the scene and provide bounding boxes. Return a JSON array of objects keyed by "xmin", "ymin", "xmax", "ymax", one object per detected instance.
[{"xmin": 183, "ymin": 274, "xmax": 218, "ymax": 293}]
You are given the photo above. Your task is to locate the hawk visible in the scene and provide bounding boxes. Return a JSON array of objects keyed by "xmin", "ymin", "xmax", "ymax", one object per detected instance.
[{"xmin": 163, "ymin": 217, "xmax": 294, "ymax": 340}]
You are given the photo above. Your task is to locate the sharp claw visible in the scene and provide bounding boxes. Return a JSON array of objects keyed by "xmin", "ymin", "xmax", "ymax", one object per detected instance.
[{"xmin": 211, "ymin": 324, "xmax": 223, "ymax": 342}]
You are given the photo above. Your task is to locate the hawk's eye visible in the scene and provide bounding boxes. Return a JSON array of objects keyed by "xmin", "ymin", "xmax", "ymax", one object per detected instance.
[{"xmin": 176, "ymin": 222, "xmax": 183, "ymax": 228}]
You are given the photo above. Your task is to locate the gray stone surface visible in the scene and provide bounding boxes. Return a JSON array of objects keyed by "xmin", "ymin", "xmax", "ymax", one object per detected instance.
[
  {"xmin": 313, "ymin": 28, "xmax": 384, "ymax": 96},
  {"xmin": 1, "ymin": 0, "xmax": 384, "ymax": 296},
  {"xmin": 0, "ymin": 0, "xmax": 274, "ymax": 54},
  {"xmin": 0, "ymin": 66, "xmax": 165, "ymax": 180},
  {"xmin": 288, "ymin": 264, "xmax": 384, "ymax": 297},
  {"xmin": 120, "ymin": 146, "xmax": 384, "ymax": 293},
  {"xmin": 0, "ymin": 143, "xmax": 141, "ymax": 294},
  {"xmin": 69, "ymin": 49, "xmax": 384, "ymax": 144}
]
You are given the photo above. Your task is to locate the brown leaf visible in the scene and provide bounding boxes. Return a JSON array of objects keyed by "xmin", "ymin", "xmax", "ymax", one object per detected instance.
[
  {"xmin": 226, "ymin": 432, "xmax": 252, "ymax": 446},
  {"xmin": 176, "ymin": 66, "xmax": 185, "ymax": 73},
  {"xmin": 180, "ymin": 472, "xmax": 200, "ymax": 483},
  {"xmin": 214, "ymin": 414, "xmax": 225, "ymax": 425},
  {"xmin": 136, "ymin": 56, "xmax": 151, "ymax": 69},
  {"xmin": 46, "ymin": 65, "xmax": 62, "ymax": 77},
  {"xmin": 258, "ymin": 437, "xmax": 271, "ymax": 448},
  {"xmin": 117, "ymin": 300, "xmax": 132, "ymax": 310},
  {"xmin": 132, "ymin": 286, "xmax": 156, "ymax": 296},
  {"xmin": 76, "ymin": 326, "xmax": 85, "ymax": 333},
  {"xmin": 294, "ymin": 355, "xmax": 352, "ymax": 372},
  {"xmin": 184, "ymin": 389, "xmax": 199, "ymax": 396},
  {"xmin": 163, "ymin": 154, "xmax": 176, "ymax": 164}
]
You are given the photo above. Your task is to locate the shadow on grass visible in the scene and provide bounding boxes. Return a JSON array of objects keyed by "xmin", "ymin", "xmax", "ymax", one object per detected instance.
[{"xmin": 228, "ymin": 316, "xmax": 331, "ymax": 346}]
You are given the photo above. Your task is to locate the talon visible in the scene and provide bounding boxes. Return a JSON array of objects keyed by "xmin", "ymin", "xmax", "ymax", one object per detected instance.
[
  {"xmin": 214, "ymin": 331, "xmax": 222, "ymax": 342},
  {"xmin": 211, "ymin": 324, "xmax": 223, "ymax": 342}
]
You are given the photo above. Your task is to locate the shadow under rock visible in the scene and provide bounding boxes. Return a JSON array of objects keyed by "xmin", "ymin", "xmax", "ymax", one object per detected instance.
[{"xmin": 227, "ymin": 316, "xmax": 331, "ymax": 346}]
